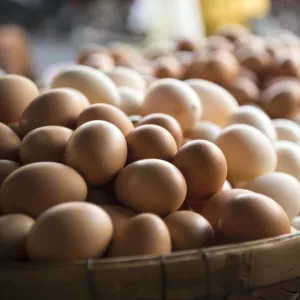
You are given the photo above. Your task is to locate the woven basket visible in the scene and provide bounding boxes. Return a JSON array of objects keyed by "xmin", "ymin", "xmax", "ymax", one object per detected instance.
[{"xmin": 1, "ymin": 231, "xmax": 300, "ymax": 300}]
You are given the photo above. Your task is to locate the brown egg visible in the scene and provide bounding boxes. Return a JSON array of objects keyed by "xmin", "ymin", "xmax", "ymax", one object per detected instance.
[
  {"xmin": 224, "ymin": 76, "xmax": 259, "ymax": 105},
  {"xmin": 204, "ymin": 36, "xmax": 234, "ymax": 52},
  {"xmin": 184, "ymin": 121, "xmax": 221, "ymax": 143},
  {"xmin": 65, "ymin": 120, "xmax": 127, "ymax": 185},
  {"xmin": 106, "ymin": 67, "xmax": 146, "ymax": 92},
  {"xmin": 226, "ymin": 105, "xmax": 277, "ymax": 143},
  {"xmin": 7, "ymin": 123, "xmax": 22, "ymax": 138},
  {"xmin": 199, "ymin": 189, "xmax": 254, "ymax": 230},
  {"xmin": 216, "ymin": 124, "xmax": 277, "ymax": 181},
  {"xmin": 115, "ymin": 159, "xmax": 186, "ymax": 216},
  {"xmin": 27, "ymin": 202, "xmax": 113, "ymax": 261},
  {"xmin": 142, "ymin": 79, "xmax": 202, "ymax": 131},
  {"xmin": 136, "ymin": 113, "xmax": 183, "ymax": 147},
  {"xmin": 186, "ymin": 79, "xmax": 238, "ymax": 127},
  {"xmin": 153, "ymin": 56, "xmax": 183, "ymax": 79},
  {"xmin": 276, "ymin": 141, "xmax": 300, "ymax": 180},
  {"xmin": 239, "ymin": 67, "xmax": 259, "ymax": 85},
  {"xmin": 164, "ymin": 211, "xmax": 215, "ymax": 250},
  {"xmin": 0, "ymin": 162, "xmax": 87, "ymax": 217},
  {"xmin": 218, "ymin": 193, "xmax": 291, "ymax": 243},
  {"xmin": 80, "ymin": 53, "xmax": 115, "ymax": 72},
  {"xmin": 0, "ymin": 122, "xmax": 21, "ymax": 161},
  {"xmin": 108, "ymin": 213, "xmax": 171, "ymax": 257},
  {"xmin": 291, "ymin": 216, "xmax": 300, "ymax": 231},
  {"xmin": 0, "ymin": 214, "xmax": 34, "ymax": 260},
  {"xmin": 271, "ymin": 50, "xmax": 300, "ymax": 78},
  {"xmin": 217, "ymin": 24, "xmax": 250, "ymax": 42},
  {"xmin": 19, "ymin": 88, "xmax": 89, "ymax": 136},
  {"xmin": 244, "ymin": 172, "xmax": 300, "ymax": 220},
  {"xmin": 19, "ymin": 126, "xmax": 72, "ymax": 164},
  {"xmin": 126, "ymin": 125, "xmax": 177, "ymax": 162},
  {"xmin": 177, "ymin": 38, "xmax": 199, "ymax": 52},
  {"xmin": 76, "ymin": 43, "xmax": 110, "ymax": 64},
  {"xmin": 50, "ymin": 65, "xmax": 120, "ymax": 106},
  {"xmin": 0, "ymin": 160, "xmax": 21, "ymax": 187},
  {"xmin": 0, "ymin": 75, "xmax": 39, "ymax": 124},
  {"xmin": 272, "ymin": 119, "xmax": 300, "ymax": 142},
  {"xmin": 261, "ymin": 81, "xmax": 300, "ymax": 119},
  {"xmin": 173, "ymin": 140, "xmax": 227, "ymax": 199},
  {"xmin": 86, "ymin": 185, "xmax": 117, "ymax": 206},
  {"xmin": 118, "ymin": 87, "xmax": 143, "ymax": 116}
]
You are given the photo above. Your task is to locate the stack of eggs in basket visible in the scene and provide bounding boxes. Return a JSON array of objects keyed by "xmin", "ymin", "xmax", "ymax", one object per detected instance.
[{"xmin": 1, "ymin": 25, "xmax": 300, "ymax": 262}]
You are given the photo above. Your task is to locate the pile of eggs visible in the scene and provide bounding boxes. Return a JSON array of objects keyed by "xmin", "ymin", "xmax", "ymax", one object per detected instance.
[{"xmin": 1, "ymin": 26, "xmax": 300, "ymax": 262}]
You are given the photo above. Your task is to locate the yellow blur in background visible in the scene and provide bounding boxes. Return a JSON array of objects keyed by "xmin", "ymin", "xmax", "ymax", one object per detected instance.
[{"xmin": 201, "ymin": 0, "xmax": 271, "ymax": 35}]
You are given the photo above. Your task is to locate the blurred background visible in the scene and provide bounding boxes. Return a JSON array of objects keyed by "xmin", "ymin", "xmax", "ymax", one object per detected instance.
[{"xmin": 0, "ymin": 0, "xmax": 298, "ymax": 80}]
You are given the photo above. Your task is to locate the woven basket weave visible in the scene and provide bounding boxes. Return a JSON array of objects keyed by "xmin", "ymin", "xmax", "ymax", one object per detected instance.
[{"xmin": 1, "ymin": 231, "xmax": 300, "ymax": 300}]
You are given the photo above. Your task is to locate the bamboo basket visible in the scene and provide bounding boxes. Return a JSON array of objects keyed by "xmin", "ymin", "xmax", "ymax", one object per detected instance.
[{"xmin": 1, "ymin": 231, "xmax": 300, "ymax": 300}]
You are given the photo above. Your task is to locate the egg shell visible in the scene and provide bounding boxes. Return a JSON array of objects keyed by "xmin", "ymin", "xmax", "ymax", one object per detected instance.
[
  {"xmin": 226, "ymin": 105, "xmax": 277, "ymax": 143},
  {"xmin": 7, "ymin": 123, "xmax": 22, "ymax": 138},
  {"xmin": 108, "ymin": 213, "xmax": 171, "ymax": 257},
  {"xmin": 164, "ymin": 211, "xmax": 215, "ymax": 250},
  {"xmin": 80, "ymin": 53, "xmax": 115, "ymax": 72},
  {"xmin": 153, "ymin": 56, "xmax": 183, "ymax": 79},
  {"xmin": 106, "ymin": 67, "xmax": 146, "ymax": 92},
  {"xmin": 177, "ymin": 38, "xmax": 199, "ymax": 52},
  {"xmin": 244, "ymin": 172, "xmax": 300, "ymax": 220},
  {"xmin": 50, "ymin": 65, "xmax": 120, "ymax": 106},
  {"xmin": 0, "ymin": 214, "xmax": 34, "ymax": 260},
  {"xmin": 276, "ymin": 141, "xmax": 300, "ymax": 180},
  {"xmin": 65, "ymin": 120, "xmax": 127, "ymax": 186},
  {"xmin": 271, "ymin": 51, "xmax": 300, "ymax": 78},
  {"xmin": 0, "ymin": 122, "xmax": 21, "ymax": 161},
  {"xmin": 142, "ymin": 79, "xmax": 202, "ymax": 131},
  {"xmin": 77, "ymin": 103, "xmax": 134, "ymax": 136},
  {"xmin": 26, "ymin": 202, "xmax": 113, "ymax": 261},
  {"xmin": 118, "ymin": 87, "xmax": 144, "ymax": 116},
  {"xmin": 216, "ymin": 124, "xmax": 277, "ymax": 181},
  {"xmin": 196, "ymin": 189, "xmax": 254, "ymax": 230},
  {"xmin": 0, "ymin": 162, "xmax": 87, "ymax": 217},
  {"xmin": 217, "ymin": 24, "xmax": 250, "ymax": 42},
  {"xmin": 77, "ymin": 43, "xmax": 110, "ymax": 64},
  {"xmin": 186, "ymin": 79, "xmax": 238, "ymax": 127},
  {"xmin": 19, "ymin": 88, "xmax": 89, "ymax": 136},
  {"xmin": 173, "ymin": 140, "xmax": 227, "ymax": 199},
  {"xmin": 0, "ymin": 160, "xmax": 21, "ymax": 187},
  {"xmin": 218, "ymin": 193, "xmax": 291, "ymax": 243},
  {"xmin": 115, "ymin": 159, "xmax": 187, "ymax": 216},
  {"xmin": 136, "ymin": 113, "xmax": 183, "ymax": 147},
  {"xmin": 272, "ymin": 119, "xmax": 300, "ymax": 143},
  {"xmin": 126, "ymin": 124, "xmax": 177, "ymax": 162},
  {"xmin": 19, "ymin": 126, "xmax": 72, "ymax": 165},
  {"xmin": 0, "ymin": 75, "xmax": 39, "ymax": 124},
  {"xmin": 184, "ymin": 121, "xmax": 221, "ymax": 143}
]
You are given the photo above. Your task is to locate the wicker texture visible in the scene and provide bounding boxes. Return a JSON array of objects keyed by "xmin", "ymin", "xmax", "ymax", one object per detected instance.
[{"xmin": 1, "ymin": 232, "xmax": 300, "ymax": 300}]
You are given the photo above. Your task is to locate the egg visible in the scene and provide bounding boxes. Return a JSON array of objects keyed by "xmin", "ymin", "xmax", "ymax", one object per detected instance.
[
  {"xmin": 108, "ymin": 213, "xmax": 171, "ymax": 257},
  {"xmin": 0, "ymin": 162, "xmax": 87, "ymax": 217},
  {"xmin": 184, "ymin": 121, "xmax": 221, "ymax": 143},
  {"xmin": 76, "ymin": 43, "xmax": 110, "ymax": 64},
  {"xmin": 164, "ymin": 211, "xmax": 215, "ymax": 250},
  {"xmin": 173, "ymin": 140, "xmax": 227, "ymax": 199},
  {"xmin": 244, "ymin": 172, "xmax": 300, "ymax": 220},
  {"xmin": 216, "ymin": 124, "xmax": 277, "ymax": 181},
  {"xmin": 261, "ymin": 81, "xmax": 300, "ymax": 118},
  {"xmin": 0, "ymin": 75, "xmax": 39, "ymax": 124},
  {"xmin": 142, "ymin": 79, "xmax": 202, "ymax": 131},
  {"xmin": 105, "ymin": 67, "xmax": 146, "ymax": 92},
  {"xmin": 218, "ymin": 193, "xmax": 291, "ymax": 243},
  {"xmin": 19, "ymin": 126, "xmax": 72, "ymax": 164},
  {"xmin": 136, "ymin": 113, "xmax": 183, "ymax": 147},
  {"xmin": 224, "ymin": 76, "xmax": 259, "ymax": 105},
  {"xmin": 50, "ymin": 65, "xmax": 120, "ymax": 106},
  {"xmin": 186, "ymin": 79, "xmax": 238, "ymax": 127},
  {"xmin": 272, "ymin": 119, "xmax": 300, "ymax": 143},
  {"xmin": 19, "ymin": 88, "xmax": 89, "ymax": 136},
  {"xmin": 80, "ymin": 53, "xmax": 115, "ymax": 72},
  {"xmin": 65, "ymin": 120, "xmax": 127, "ymax": 186},
  {"xmin": 0, "ymin": 214, "xmax": 34, "ymax": 260},
  {"xmin": 7, "ymin": 123, "xmax": 22, "ymax": 138},
  {"xmin": 226, "ymin": 105, "xmax": 277, "ymax": 143},
  {"xmin": 115, "ymin": 159, "xmax": 186, "ymax": 216},
  {"xmin": 204, "ymin": 36, "xmax": 234, "ymax": 52},
  {"xmin": 0, "ymin": 160, "xmax": 21, "ymax": 187},
  {"xmin": 126, "ymin": 125, "xmax": 177, "ymax": 162},
  {"xmin": 118, "ymin": 87, "xmax": 144, "ymax": 116},
  {"xmin": 291, "ymin": 216, "xmax": 300, "ymax": 230},
  {"xmin": 222, "ymin": 180, "xmax": 232, "ymax": 191},
  {"xmin": 271, "ymin": 50, "xmax": 300, "ymax": 78},
  {"xmin": 0, "ymin": 122, "xmax": 21, "ymax": 161},
  {"xmin": 76, "ymin": 103, "xmax": 134, "ymax": 136},
  {"xmin": 275, "ymin": 141, "xmax": 300, "ymax": 180},
  {"xmin": 177, "ymin": 38, "xmax": 199, "ymax": 52},
  {"xmin": 217, "ymin": 24, "xmax": 250, "ymax": 42},
  {"xmin": 153, "ymin": 56, "xmax": 183, "ymax": 79},
  {"xmin": 26, "ymin": 202, "xmax": 113, "ymax": 261},
  {"xmin": 86, "ymin": 186, "xmax": 117, "ymax": 206}
]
